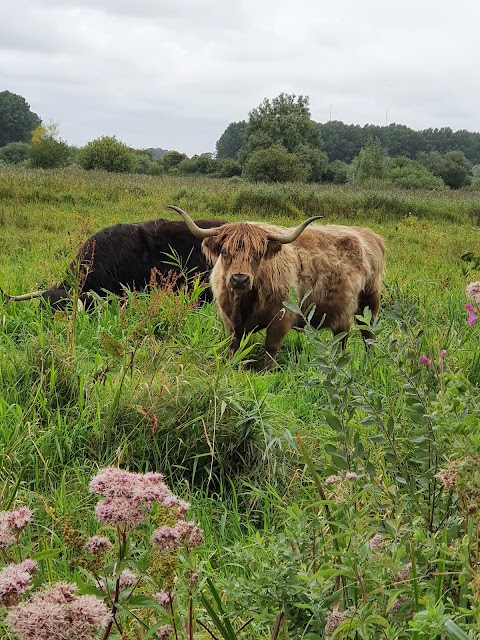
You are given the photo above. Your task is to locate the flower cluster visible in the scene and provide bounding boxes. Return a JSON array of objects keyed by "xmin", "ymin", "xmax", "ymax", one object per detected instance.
[
  {"xmin": 151, "ymin": 520, "xmax": 204, "ymax": 552},
  {"xmin": 157, "ymin": 624, "xmax": 173, "ymax": 639},
  {"xmin": 6, "ymin": 582, "xmax": 111, "ymax": 640},
  {"xmin": 89, "ymin": 467, "xmax": 183, "ymax": 530},
  {"xmin": 0, "ymin": 559, "xmax": 37, "ymax": 606},
  {"xmin": 369, "ymin": 533, "xmax": 385, "ymax": 550},
  {"xmin": 325, "ymin": 608, "xmax": 348, "ymax": 633},
  {"xmin": 83, "ymin": 535, "xmax": 112, "ymax": 555},
  {"xmin": 0, "ymin": 507, "xmax": 32, "ymax": 549},
  {"xmin": 466, "ymin": 281, "xmax": 480, "ymax": 305}
]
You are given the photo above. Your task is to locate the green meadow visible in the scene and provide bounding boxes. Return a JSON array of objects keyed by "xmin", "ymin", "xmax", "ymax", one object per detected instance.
[{"xmin": 1, "ymin": 167, "xmax": 480, "ymax": 639}]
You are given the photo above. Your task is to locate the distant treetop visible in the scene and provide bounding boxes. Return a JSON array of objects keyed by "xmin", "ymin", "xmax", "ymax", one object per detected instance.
[{"xmin": 0, "ymin": 91, "xmax": 41, "ymax": 147}]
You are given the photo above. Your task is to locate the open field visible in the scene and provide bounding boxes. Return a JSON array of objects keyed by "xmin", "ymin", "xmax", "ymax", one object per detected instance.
[{"xmin": 1, "ymin": 168, "xmax": 480, "ymax": 638}]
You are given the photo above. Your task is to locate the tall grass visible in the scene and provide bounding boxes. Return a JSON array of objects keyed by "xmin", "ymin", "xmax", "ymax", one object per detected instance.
[{"xmin": 1, "ymin": 167, "xmax": 480, "ymax": 637}]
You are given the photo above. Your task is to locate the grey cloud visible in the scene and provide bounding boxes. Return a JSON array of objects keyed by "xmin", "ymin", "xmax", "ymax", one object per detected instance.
[{"xmin": 1, "ymin": 0, "xmax": 479, "ymax": 156}]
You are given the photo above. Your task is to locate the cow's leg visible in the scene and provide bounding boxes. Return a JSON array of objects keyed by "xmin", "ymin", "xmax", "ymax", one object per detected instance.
[
  {"xmin": 333, "ymin": 328, "xmax": 349, "ymax": 350},
  {"xmin": 264, "ymin": 318, "xmax": 291, "ymax": 370}
]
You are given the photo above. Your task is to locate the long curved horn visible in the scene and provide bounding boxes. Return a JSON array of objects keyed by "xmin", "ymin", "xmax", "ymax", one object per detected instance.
[
  {"xmin": 167, "ymin": 205, "xmax": 220, "ymax": 239},
  {"xmin": 0, "ymin": 286, "xmax": 47, "ymax": 302},
  {"xmin": 267, "ymin": 216, "xmax": 323, "ymax": 244}
]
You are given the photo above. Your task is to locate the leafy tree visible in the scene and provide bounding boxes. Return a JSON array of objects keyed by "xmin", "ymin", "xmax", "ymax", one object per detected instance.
[
  {"xmin": 323, "ymin": 160, "xmax": 349, "ymax": 184},
  {"xmin": 387, "ymin": 156, "xmax": 444, "ymax": 189},
  {"xmin": 158, "ymin": 150, "xmax": 188, "ymax": 172},
  {"xmin": 29, "ymin": 123, "xmax": 70, "ymax": 169},
  {"xmin": 133, "ymin": 151, "xmax": 159, "ymax": 174},
  {"xmin": 215, "ymin": 121, "xmax": 247, "ymax": 160},
  {"xmin": 214, "ymin": 158, "xmax": 242, "ymax": 178},
  {"xmin": 351, "ymin": 137, "xmax": 386, "ymax": 185},
  {"xmin": 417, "ymin": 150, "xmax": 472, "ymax": 189},
  {"xmin": 0, "ymin": 91, "xmax": 41, "ymax": 147},
  {"xmin": 243, "ymin": 93, "xmax": 321, "ymax": 160},
  {"xmin": 145, "ymin": 147, "xmax": 169, "ymax": 160},
  {"xmin": 79, "ymin": 136, "xmax": 136, "ymax": 173},
  {"xmin": 440, "ymin": 151, "xmax": 472, "ymax": 189},
  {"xmin": 0, "ymin": 141, "xmax": 30, "ymax": 164},
  {"xmin": 470, "ymin": 164, "xmax": 480, "ymax": 188},
  {"xmin": 295, "ymin": 145, "xmax": 328, "ymax": 182},
  {"xmin": 242, "ymin": 144, "xmax": 308, "ymax": 183},
  {"xmin": 193, "ymin": 153, "xmax": 217, "ymax": 175}
]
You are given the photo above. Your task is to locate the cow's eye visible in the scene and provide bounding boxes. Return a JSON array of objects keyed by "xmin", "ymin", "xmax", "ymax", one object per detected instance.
[{"xmin": 221, "ymin": 249, "xmax": 230, "ymax": 260}]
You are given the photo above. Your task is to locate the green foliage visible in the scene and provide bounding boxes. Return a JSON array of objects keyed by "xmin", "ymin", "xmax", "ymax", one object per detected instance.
[
  {"xmin": 323, "ymin": 159, "xmax": 349, "ymax": 184},
  {"xmin": 216, "ymin": 121, "xmax": 247, "ymax": 160},
  {"xmin": 133, "ymin": 151, "xmax": 162, "ymax": 175},
  {"xmin": 0, "ymin": 90, "xmax": 41, "ymax": 147},
  {"xmin": 244, "ymin": 93, "xmax": 320, "ymax": 156},
  {"xmin": 158, "ymin": 150, "xmax": 189, "ymax": 172},
  {"xmin": 387, "ymin": 156, "xmax": 445, "ymax": 190},
  {"xmin": 319, "ymin": 120, "xmax": 480, "ymax": 165},
  {"xmin": 295, "ymin": 144, "xmax": 328, "ymax": 182},
  {"xmin": 243, "ymin": 144, "xmax": 308, "ymax": 183},
  {"xmin": 417, "ymin": 150, "xmax": 472, "ymax": 189},
  {"xmin": 0, "ymin": 141, "xmax": 30, "ymax": 165},
  {"xmin": 79, "ymin": 136, "xmax": 136, "ymax": 173},
  {"xmin": 351, "ymin": 137, "xmax": 387, "ymax": 185},
  {"xmin": 29, "ymin": 135, "xmax": 70, "ymax": 169},
  {"xmin": 470, "ymin": 164, "xmax": 480, "ymax": 188},
  {"xmin": 2, "ymin": 169, "xmax": 480, "ymax": 639}
]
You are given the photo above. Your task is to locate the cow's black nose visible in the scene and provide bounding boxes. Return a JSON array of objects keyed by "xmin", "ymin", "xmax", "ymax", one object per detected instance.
[{"xmin": 230, "ymin": 273, "xmax": 250, "ymax": 289}]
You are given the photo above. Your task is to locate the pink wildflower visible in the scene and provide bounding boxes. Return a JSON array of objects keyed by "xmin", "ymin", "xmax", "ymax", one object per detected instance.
[
  {"xmin": 390, "ymin": 594, "xmax": 408, "ymax": 614},
  {"xmin": 6, "ymin": 582, "xmax": 111, "ymax": 640},
  {"xmin": 95, "ymin": 497, "xmax": 146, "ymax": 529},
  {"xmin": 466, "ymin": 281, "xmax": 480, "ymax": 304},
  {"xmin": 420, "ymin": 354, "xmax": 431, "ymax": 366},
  {"xmin": 345, "ymin": 471, "xmax": 359, "ymax": 480},
  {"xmin": 157, "ymin": 624, "xmax": 174, "ymax": 639},
  {"xmin": 0, "ymin": 559, "xmax": 37, "ymax": 606},
  {"xmin": 177, "ymin": 500, "xmax": 190, "ymax": 516},
  {"xmin": 189, "ymin": 571, "xmax": 198, "ymax": 586},
  {"xmin": 155, "ymin": 590, "xmax": 171, "ymax": 609},
  {"xmin": 436, "ymin": 467, "xmax": 458, "ymax": 490},
  {"xmin": 0, "ymin": 520, "xmax": 16, "ymax": 549},
  {"xmin": 176, "ymin": 521, "xmax": 204, "ymax": 548},
  {"xmin": 83, "ymin": 535, "xmax": 111, "ymax": 554},
  {"xmin": 151, "ymin": 525, "xmax": 182, "ymax": 552},
  {"xmin": 325, "ymin": 609, "xmax": 348, "ymax": 633},
  {"xmin": 395, "ymin": 562, "xmax": 412, "ymax": 582},
  {"xmin": 5, "ymin": 507, "xmax": 32, "ymax": 534},
  {"xmin": 151, "ymin": 520, "xmax": 204, "ymax": 552},
  {"xmin": 325, "ymin": 475, "xmax": 339, "ymax": 484},
  {"xmin": 369, "ymin": 533, "xmax": 384, "ymax": 550},
  {"xmin": 118, "ymin": 569, "xmax": 137, "ymax": 589},
  {"xmin": 439, "ymin": 349, "xmax": 447, "ymax": 360},
  {"xmin": 466, "ymin": 303, "xmax": 477, "ymax": 326},
  {"xmin": 90, "ymin": 467, "xmax": 178, "ymax": 530}
]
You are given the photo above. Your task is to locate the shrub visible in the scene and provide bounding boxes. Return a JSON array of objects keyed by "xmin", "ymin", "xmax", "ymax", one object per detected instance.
[
  {"xmin": 29, "ymin": 136, "xmax": 70, "ymax": 169},
  {"xmin": 78, "ymin": 136, "xmax": 136, "ymax": 173},
  {"xmin": 0, "ymin": 142, "xmax": 30, "ymax": 165},
  {"xmin": 387, "ymin": 156, "xmax": 445, "ymax": 189},
  {"xmin": 243, "ymin": 144, "xmax": 308, "ymax": 183}
]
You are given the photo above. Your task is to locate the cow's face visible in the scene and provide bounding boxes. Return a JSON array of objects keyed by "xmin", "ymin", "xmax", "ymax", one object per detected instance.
[{"xmin": 202, "ymin": 224, "xmax": 281, "ymax": 294}]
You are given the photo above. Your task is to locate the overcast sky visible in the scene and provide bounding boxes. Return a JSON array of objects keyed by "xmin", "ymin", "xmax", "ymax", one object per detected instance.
[{"xmin": 2, "ymin": 0, "xmax": 479, "ymax": 156}]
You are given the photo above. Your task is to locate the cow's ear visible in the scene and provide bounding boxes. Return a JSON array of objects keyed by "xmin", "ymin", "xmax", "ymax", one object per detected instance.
[
  {"xmin": 202, "ymin": 237, "xmax": 221, "ymax": 262},
  {"xmin": 266, "ymin": 240, "xmax": 282, "ymax": 258}
]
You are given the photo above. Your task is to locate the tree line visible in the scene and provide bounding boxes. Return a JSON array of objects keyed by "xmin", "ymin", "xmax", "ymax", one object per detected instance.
[{"xmin": 1, "ymin": 89, "xmax": 479, "ymax": 189}]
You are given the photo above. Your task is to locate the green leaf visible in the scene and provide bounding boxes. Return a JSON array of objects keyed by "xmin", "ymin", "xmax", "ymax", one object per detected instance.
[
  {"xmin": 325, "ymin": 413, "xmax": 343, "ymax": 431},
  {"xmin": 443, "ymin": 620, "xmax": 470, "ymax": 640}
]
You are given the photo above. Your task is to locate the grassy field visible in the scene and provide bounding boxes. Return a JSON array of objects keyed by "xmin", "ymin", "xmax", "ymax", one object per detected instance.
[{"xmin": 1, "ymin": 168, "xmax": 480, "ymax": 639}]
